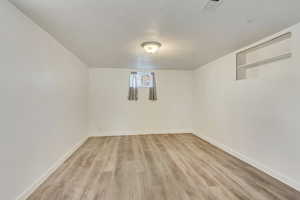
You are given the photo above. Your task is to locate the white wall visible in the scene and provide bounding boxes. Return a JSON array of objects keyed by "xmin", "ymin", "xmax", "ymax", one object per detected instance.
[
  {"xmin": 0, "ymin": 1, "xmax": 89, "ymax": 200},
  {"xmin": 89, "ymin": 68, "xmax": 193, "ymax": 136},
  {"xmin": 193, "ymin": 22, "xmax": 300, "ymax": 190}
]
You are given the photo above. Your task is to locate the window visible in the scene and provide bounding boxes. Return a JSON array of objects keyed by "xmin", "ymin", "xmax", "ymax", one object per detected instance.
[
  {"xmin": 136, "ymin": 72, "xmax": 153, "ymax": 88},
  {"xmin": 128, "ymin": 71, "xmax": 157, "ymax": 101}
]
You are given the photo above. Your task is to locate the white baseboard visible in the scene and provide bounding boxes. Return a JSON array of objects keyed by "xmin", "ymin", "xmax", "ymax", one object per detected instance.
[
  {"xmin": 90, "ymin": 129, "xmax": 193, "ymax": 137},
  {"xmin": 16, "ymin": 136, "xmax": 88, "ymax": 200},
  {"xmin": 193, "ymin": 132, "xmax": 300, "ymax": 192}
]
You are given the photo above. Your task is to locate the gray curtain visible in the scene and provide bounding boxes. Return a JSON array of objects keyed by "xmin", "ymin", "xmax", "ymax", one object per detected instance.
[
  {"xmin": 128, "ymin": 72, "xmax": 138, "ymax": 101},
  {"xmin": 149, "ymin": 72, "xmax": 157, "ymax": 101}
]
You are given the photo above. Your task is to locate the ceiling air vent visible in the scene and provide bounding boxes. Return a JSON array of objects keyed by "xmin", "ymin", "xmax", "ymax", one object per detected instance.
[{"xmin": 203, "ymin": 0, "xmax": 223, "ymax": 11}]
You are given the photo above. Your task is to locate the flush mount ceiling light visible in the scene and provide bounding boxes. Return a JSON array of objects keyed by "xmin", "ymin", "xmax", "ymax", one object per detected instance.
[{"xmin": 141, "ymin": 41, "xmax": 162, "ymax": 54}]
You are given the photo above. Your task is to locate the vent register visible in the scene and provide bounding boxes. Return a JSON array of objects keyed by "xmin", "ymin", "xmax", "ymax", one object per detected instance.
[{"xmin": 203, "ymin": 0, "xmax": 223, "ymax": 11}]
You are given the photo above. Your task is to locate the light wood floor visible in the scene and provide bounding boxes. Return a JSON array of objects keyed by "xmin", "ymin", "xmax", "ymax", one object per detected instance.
[{"xmin": 27, "ymin": 134, "xmax": 300, "ymax": 200}]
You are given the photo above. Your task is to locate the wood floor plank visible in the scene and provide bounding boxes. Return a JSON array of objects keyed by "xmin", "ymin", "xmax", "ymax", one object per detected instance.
[{"xmin": 27, "ymin": 134, "xmax": 300, "ymax": 200}]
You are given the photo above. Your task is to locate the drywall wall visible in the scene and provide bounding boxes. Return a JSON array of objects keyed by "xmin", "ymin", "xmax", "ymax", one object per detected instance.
[
  {"xmin": 0, "ymin": 1, "xmax": 89, "ymax": 200},
  {"xmin": 193, "ymin": 22, "xmax": 300, "ymax": 190},
  {"xmin": 89, "ymin": 68, "xmax": 193, "ymax": 136}
]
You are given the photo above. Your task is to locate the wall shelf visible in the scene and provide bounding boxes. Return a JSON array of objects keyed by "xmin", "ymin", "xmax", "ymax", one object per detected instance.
[
  {"xmin": 236, "ymin": 32, "xmax": 292, "ymax": 80},
  {"xmin": 238, "ymin": 52, "xmax": 292, "ymax": 69}
]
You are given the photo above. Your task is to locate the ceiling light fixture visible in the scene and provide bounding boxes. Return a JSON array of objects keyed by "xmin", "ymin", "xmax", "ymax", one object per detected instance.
[{"xmin": 141, "ymin": 41, "xmax": 162, "ymax": 54}]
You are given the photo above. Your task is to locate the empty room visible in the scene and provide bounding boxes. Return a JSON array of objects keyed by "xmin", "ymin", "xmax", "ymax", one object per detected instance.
[{"xmin": 2, "ymin": 0, "xmax": 300, "ymax": 199}]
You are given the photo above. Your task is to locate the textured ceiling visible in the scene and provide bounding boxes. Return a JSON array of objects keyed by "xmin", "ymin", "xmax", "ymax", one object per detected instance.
[{"xmin": 9, "ymin": 0, "xmax": 300, "ymax": 70}]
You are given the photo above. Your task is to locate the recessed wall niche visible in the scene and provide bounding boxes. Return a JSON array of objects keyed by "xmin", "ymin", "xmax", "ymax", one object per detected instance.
[{"xmin": 236, "ymin": 32, "xmax": 292, "ymax": 80}]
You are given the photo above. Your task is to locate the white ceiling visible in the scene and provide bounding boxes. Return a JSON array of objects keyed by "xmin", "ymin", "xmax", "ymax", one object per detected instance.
[{"xmin": 9, "ymin": 0, "xmax": 300, "ymax": 70}]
